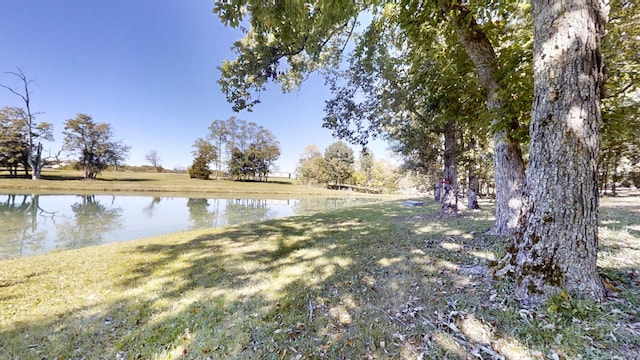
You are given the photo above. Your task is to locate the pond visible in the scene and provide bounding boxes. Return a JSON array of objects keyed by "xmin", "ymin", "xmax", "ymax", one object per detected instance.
[{"xmin": 0, "ymin": 193, "xmax": 384, "ymax": 257}]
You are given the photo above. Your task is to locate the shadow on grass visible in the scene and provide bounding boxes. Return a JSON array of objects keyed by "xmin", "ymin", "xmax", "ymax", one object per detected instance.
[{"xmin": 1, "ymin": 198, "xmax": 638, "ymax": 359}]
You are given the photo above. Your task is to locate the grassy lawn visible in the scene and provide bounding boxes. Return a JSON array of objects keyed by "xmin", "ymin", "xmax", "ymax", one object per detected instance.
[
  {"xmin": 0, "ymin": 170, "xmax": 348, "ymax": 196},
  {"xmin": 0, "ymin": 196, "xmax": 638, "ymax": 359}
]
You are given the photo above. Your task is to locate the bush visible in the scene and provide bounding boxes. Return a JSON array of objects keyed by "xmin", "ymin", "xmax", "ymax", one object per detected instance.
[{"xmin": 188, "ymin": 156, "xmax": 211, "ymax": 180}]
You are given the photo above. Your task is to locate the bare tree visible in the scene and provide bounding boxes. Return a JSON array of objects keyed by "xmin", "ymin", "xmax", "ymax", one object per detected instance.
[
  {"xmin": 145, "ymin": 149, "xmax": 162, "ymax": 172},
  {"xmin": 0, "ymin": 68, "xmax": 52, "ymax": 179}
]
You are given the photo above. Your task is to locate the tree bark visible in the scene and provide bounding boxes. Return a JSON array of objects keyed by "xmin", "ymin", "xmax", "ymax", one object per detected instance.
[
  {"xmin": 467, "ymin": 138, "xmax": 480, "ymax": 210},
  {"xmin": 611, "ymin": 153, "xmax": 619, "ymax": 195},
  {"xmin": 503, "ymin": 0, "xmax": 608, "ymax": 304},
  {"xmin": 451, "ymin": 6, "xmax": 526, "ymax": 235},
  {"xmin": 441, "ymin": 120, "xmax": 458, "ymax": 213}
]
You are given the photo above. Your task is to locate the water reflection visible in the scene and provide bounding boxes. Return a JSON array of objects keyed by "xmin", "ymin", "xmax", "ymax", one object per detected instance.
[
  {"xmin": 0, "ymin": 194, "xmax": 384, "ymax": 257},
  {"xmin": 142, "ymin": 197, "xmax": 162, "ymax": 218},
  {"xmin": 225, "ymin": 199, "xmax": 276, "ymax": 225},
  {"xmin": 187, "ymin": 198, "xmax": 220, "ymax": 228},
  {"xmin": 56, "ymin": 195, "xmax": 124, "ymax": 249},
  {"xmin": 0, "ymin": 194, "xmax": 48, "ymax": 255}
]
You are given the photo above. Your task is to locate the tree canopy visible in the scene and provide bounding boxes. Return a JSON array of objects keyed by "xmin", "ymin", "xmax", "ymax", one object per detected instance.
[
  {"xmin": 205, "ymin": 117, "xmax": 281, "ymax": 181},
  {"xmin": 213, "ymin": 0, "xmax": 640, "ymax": 304},
  {"xmin": 0, "ymin": 69, "xmax": 53, "ymax": 179},
  {"xmin": 62, "ymin": 114, "xmax": 130, "ymax": 179},
  {"xmin": 324, "ymin": 141, "xmax": 354, "ymax": 185}
]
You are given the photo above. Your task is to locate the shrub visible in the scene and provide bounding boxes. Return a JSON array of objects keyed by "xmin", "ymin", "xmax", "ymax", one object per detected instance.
[{"xmin": 188, "ymin": 156, "xmax": 211, "ymax": 180}]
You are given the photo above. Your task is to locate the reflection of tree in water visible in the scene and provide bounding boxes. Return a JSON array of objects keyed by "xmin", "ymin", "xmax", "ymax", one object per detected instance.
[
  {"xmin": 56, "ymin": 195, "xmax": 123, "ymax": 249},
  {"xmin": 0, "ymin": 194, "xmax": 49, "ymax": 255},
  {"xmin": 224, "ymin": 199, "xmax": 275, "ymax": 225},
  {"xmin": 186, "ymin": 198, "xmax": 221, "ymax": 229},
  {"xmin": 142, "ymin": 197, "xmax": 162, "ymax": 218}
]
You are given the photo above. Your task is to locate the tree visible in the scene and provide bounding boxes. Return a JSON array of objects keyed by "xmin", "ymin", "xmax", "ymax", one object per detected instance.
[
  {"xmin": 214, "ymin": 0, "xmax": 531, "ymax": 235},
  {"xmin": 355, "ymin": 148, "xmax": 375, "ymax": 187},
  {"xmin": 253, "ymin": 127, "xmax": 281, "ymax": 181},
  {"xmin": 599, "ymin": 0, "xmax": 640, "ymax": 194},
  {"xmin": 206, "ymin": 117, "xmax": 280, "ymax": 181},
  {"xmin": 107, "ymin": 140, "xmax": 130, "ymax": 172},
  {"xmin": 432, "ymin": 1, "xmax": 529, "ymax": 233},
  {"xmin": 324, "ymin": 141, "xmax": 354, "ymax": 185},
  {"xmin": 296, "ymin": 145, "xmax": 327, "ymax": 186},
  {"xmin": 208, "ymin": 118, "xmax": 231, "ymax": 179},
  {"xmin": 0, "ymin": 69, "xmax": 54, "ymax": 179},
  {"xmin": 62, "ymin": 114, "xmax": 129, "ymax": 179},
  {"xmin": 440, "ymin": 120, "xmax": 458, "ymax": 213},
  {"xmin": 189, "ymin": 138, "xmax": 217, "ymax": 180},
  {"xmin": 56, "ymin": 195, "xmax": 123, "ymax": 248},
  {"xmin": 214, "ymin": 0, "xmax": 626, "ymax": 305},
  {"xmin": 0, "ymin": 107, "xmax": 30, "ymax": 176},
  {"xmin": 145, "ymin": 149, "xmax": 163, "ymax": 173},
  {"xmin": 498, "ymin": 0, "xmax": 609, "ymax": 304}
]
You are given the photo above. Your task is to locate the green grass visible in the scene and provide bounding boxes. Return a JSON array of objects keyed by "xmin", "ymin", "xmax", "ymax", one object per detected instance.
[
  {"xmin": 0, "ymin": 169, "xmax": 362, "ymax": 197},
  {"xmin": 0, "ymin": 196, "xmax": 638, "ymax": 359}
]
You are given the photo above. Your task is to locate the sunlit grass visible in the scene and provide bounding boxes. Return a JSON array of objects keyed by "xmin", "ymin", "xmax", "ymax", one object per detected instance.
[
  {"xmin": 0, "ymin": 169, "xmax": 376, "ymax": 197},
  {"xmin": 1, "ymin": 195, "xmax": 638, "ymax": 359}
]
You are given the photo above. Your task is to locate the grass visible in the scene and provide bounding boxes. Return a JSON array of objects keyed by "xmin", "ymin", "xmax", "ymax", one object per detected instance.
[
  {"xmin": 0, "ymin": 195, "xmax": 638, "ymax": 359},
  {"xmin": 0, "ymin": 170, "xmax": 353, "ymax": 197}
]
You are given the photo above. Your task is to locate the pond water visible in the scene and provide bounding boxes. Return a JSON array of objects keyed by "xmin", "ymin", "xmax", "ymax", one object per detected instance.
[{"xmin": 0, "ymin": 193, "xmax": 383, "ymax": 257}]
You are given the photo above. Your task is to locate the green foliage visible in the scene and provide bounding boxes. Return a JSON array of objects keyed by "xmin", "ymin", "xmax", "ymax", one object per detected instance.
[
  {"xmin": 1, "ymin": 69, "xmax": 55, "ymax": 179},
  {"xmin": 352, "ymin": 149, "xmax": 400, "ymax": 192},
  {"xmin": 213, "ymin": 0, "xmax": 367, "ymax": 111},
  {"xmin": 0, "ymin": 107, "xmax": 29, "ymax": 175},
  {"xmin": 204, "ymin": 117, "xmax": 280, "ymax": 180},
  {"xmin": 296, "ymin": 144, "xmax": 327, "ymax": 186},
  {"xmin": 62, "ymin": 114, "xmax": 129, "ymax": 179},
  {"xmin": 0, "ymin": 106, "xmax": 53, "ymax": 177},
  {"xmin": 189, "ymin": 155, "xmax": 212, "ymax": 180},
  {"xmin": 599, "ymin": 0, "xmax": 640, "ymax": 191},
  {"xmin": 192, "ymin": 138, "xmax": 217, "ymax": 166},
  {"xmin": 189, "ymin": 138, "xmax": 217, "ymax": 180},
  {"xmin": 227, "ymin": 147, "xmax": 252, "ymax": 179},
  {"xmin": 324, "ymin": 141, "xmax": 354, "ymax": 185}
]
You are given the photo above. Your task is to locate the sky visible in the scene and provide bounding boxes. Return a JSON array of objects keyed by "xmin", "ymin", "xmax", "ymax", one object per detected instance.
[{"xmin": 0, "ymin": 0, "xmax": 393, "ymax": 173}]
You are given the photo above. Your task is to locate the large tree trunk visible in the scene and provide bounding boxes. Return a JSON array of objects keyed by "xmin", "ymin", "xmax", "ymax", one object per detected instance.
[
  {"xmin": 451, "ymin": 6, "xmax": 526, "ymax": 235},
  {"xmin": 441, "ymin": 120, "xmax": 458, "ymax": 213},
  {"xmin": 30, "ymin": 142, "xmax": 43, "ymax": 180},
  {"xmin": 489, "ymin": 132, "xmax": 526, "ymax": 234},
  {"xmin": 502, "ymin": 0, "xmax": 608, "ymax": 304}
]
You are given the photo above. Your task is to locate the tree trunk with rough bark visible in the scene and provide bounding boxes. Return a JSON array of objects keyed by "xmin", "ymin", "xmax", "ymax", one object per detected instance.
[
  {"xmin": 451, "ymin": 6, "xmax": 526, "ymax": 234},
  {"xmin": 29, "ymin": 142, "xmax": 43, "ymax": 180},
  {"xmin": 501, "ymin": 0, "xmax": 608, "ymax": 304},
  {"xmin": 488, "ymin": 132, "xmax": 526, "ymax": 234},
  {"xmin": 467, "ymin": 137, "xmax": 480, "ymax": 210},
  {"xmin": 441, "ymin": 120, "xmax": 458, "ymax": 213}
]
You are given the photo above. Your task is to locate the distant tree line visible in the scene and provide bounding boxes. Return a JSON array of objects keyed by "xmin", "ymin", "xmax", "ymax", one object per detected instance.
[
  {"xmin": 1, "ymin": 70, "xmax": 130, "ymax": 180},
  {"xmin": 0, "ymin": 107, "xmax": 130, "ymax": 180},
  {"xmin": 189, "ymin": 116, "xmax": 281, "ymax": 181},
  {"xmin": 296, "ymin": 141, "xmax": 399, "ymax": 193}
]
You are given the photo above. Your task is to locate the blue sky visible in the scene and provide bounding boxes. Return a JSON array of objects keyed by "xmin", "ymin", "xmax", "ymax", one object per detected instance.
[{"xmin": 0, "ymin": 0, "xmax": 392, "ymax": 173}]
